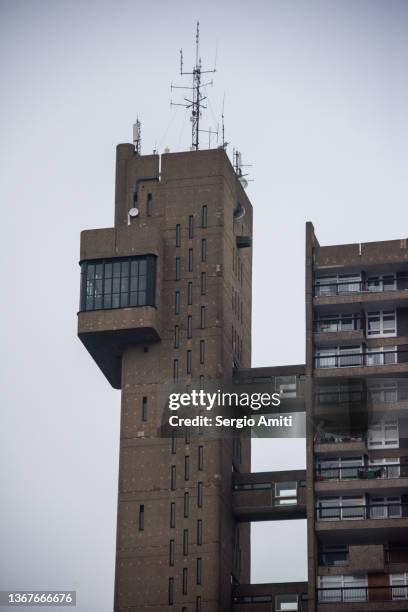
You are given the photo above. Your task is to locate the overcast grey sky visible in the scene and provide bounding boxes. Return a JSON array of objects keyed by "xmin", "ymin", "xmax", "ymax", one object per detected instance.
[{"xmin": 1, "ymin": 0, "xmax": 408, "ymax": 610}]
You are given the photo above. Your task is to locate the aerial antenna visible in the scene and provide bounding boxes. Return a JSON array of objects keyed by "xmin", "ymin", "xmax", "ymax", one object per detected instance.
[
  {"xmin": 221, "ymin": 94, "xmax": 228, "ymax": 149},
  {"xmin": 233, "ymin": 148, "xmax": 253, "ymax": 189},
  {"xmin": 171, "ymin": 21, "xmax": 217, "ymax": 150},
  {"xmin": 133, "ymin": 117, "xmax": 141, "ymax": 154}
]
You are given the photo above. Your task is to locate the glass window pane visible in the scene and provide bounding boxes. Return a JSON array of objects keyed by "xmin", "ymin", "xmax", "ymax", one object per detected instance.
[
  {"xmin": 104, "ymin": 263, "xmax": 112, "ymax": 278},
  {"xmin": 113, "ymin": 262, "xmax": 121, "ymax": 277},
  {"xmin": 139, "ymin": 260, "xmax": 147, "ymax": 275},
  {"xmin": 131, "ymin": 260, "xmax": 139, "ymax": 276}
]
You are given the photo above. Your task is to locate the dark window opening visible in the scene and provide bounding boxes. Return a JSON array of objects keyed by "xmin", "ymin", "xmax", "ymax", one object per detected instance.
[
  {"xmin": 189, "ymin": 215, "xmax": 194, "ymax": 239},
  {"xmin": 188, "ymin": 282, "xmax": 193, "ymax": 305},
  {"xmin": 197, "ymin": 482, "xmax": 203, "ymax": 507},
  {"xmin": 170, "ymin": 502, "xmax": 175, "ymax": 528},
  {"xmin": 196, "ymin": 596, "xmax": 201, "ymax": 612},
  {"xmin": 200, "ymin": 306, "xmax": 206, "ymax": 329},
  {"xmin": 201, "ymin": 205, "xmax": 207, "ymax": 228},
  {"xmin": 138, "ymin": 504, "xmax": 144, "ymax": 530},
  {"xmin": 183, "ymin": 568, "xmax": 188, "ymax": 595},
  {"xmin": 201, "ymin": 272, "xmax": 206, "ymax": 295},
  {"xmin": 80, "ymin": 256, "xmax": 156, "ymax": 312},
  {"xmin": 201, "ymin": 239, "xmax": 207, "ymax": 262},
  {"xmin": 188, "ymin": 248, "xmax": 193, "ymax": 272},
  {"xmin": 175, "ymin": 291, "xmax": 180, "ymax": 314},
  {"xmin": 168, "ymin": 578, "xmax": 174, "ymax": 605},
  {"xmin": 183, "ymin": 529, "xmax": 189, "ymax": 556},
  {"xmin": 176, "ymin": 224, "xmax": 181, "ymax": 247},
  {"xmin": 142, "ymin": 396, "xmax": 148, "ymax": 422},
  {"xmin": 197, "ymin": 519, "xmax": 203, "ymax": 545},
  {"xmin": 200, "ymin": 340, "xmax": 205, "ymax": 364},
  {"xmin": 175, "ymin": 258, "xmax": 181, "ymax": 280},
  {"xmin": 185, "ymin": 456, "xmax": 190, "ymax": 481},
  {"xmin": 196, "ymin": 558, "xmax": 202, "ymax": 585},
  {"xmin": 169, "ymin": 539, "xmax": 175, "ymax": 566},
  {"xmin": 187, "ymin": 315, "xmax": 192, "ymax": 338},
  {"xmin": 174, "ymin": 325, "xmax": 180, "ymax": 349},
  {"xmin": 198, "ymin": 446, "xmax": 204, "ymax": 470},
  {"xmin": 173, "ymin": 359, "xmax": 179, "ymax": 383},
  {"xmin": 171, "ymin": 430, "xmax": 177, "ymax": 454},
  {"xmin": 146, "ymin": 193, "xmax": 152, "ymax": 217},
  {"xmin": 171, "ymin": 465, "xmax": 176, "ymax": 490},
  {"xmin": 184, "ymin": 492, "xmax": 190, "ymax": 518}
]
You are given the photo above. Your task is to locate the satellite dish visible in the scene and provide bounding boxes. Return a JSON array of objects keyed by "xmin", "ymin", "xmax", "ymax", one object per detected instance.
[
  {"xmin": 233, "ymin": 203, "xmax": 246, "ymax": 220},
  {"xmin": 129, "ymin": 207, "xmax": 139, "ymax": 218},
  {"xmin": 239, "ymin": 176, "xmax": 248, "ymax": 189}
]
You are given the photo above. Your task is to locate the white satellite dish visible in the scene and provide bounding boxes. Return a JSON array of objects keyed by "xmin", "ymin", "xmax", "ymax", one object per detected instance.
[{"xmin": 129, "ymin": 207, "xmax": 139, "ymax": 218}]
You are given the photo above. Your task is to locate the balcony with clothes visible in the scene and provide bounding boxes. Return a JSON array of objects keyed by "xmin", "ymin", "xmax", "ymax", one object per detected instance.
[
  {"xmin": 313, "ymin": 270, "xmax": 408, "ymax": 309},
  {"xmin": 232, "ymin": 470, "xmax": 306, "ymax": 522}
]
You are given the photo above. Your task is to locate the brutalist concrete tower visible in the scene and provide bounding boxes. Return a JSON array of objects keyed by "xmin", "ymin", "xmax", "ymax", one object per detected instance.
[{"xmin": 78, "ymin": 145, "xmax": 253, "ymax": 611}]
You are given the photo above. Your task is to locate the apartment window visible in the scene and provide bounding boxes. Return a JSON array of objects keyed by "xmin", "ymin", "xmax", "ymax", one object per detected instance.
[
  {"xmin": 189, "ymin": 215, "xmax": 194, "ymax": 239},
  {"xmin": 368, "ymin": 274, "xmax": 396, "ymax": 292},
  {"xmin": 367, "ymin": 345, "xmax": 397, "ymax": 366},
  {"xmin": 198, "ymin": 446, "xmax": 204, "ymax": 470},
  {"xmin": 170, "ymin": 502, "xmax": 175, "ymax": 528},
  {"xmin": 367, "ymin": 310, "xmax": 396, "ymax": 337},
  {"xmin": 142, "ymin": 396, "xmax": 148, "ymax": 422},
  {"xmin": 174, "ymin": 325, "xmax": 180, "ymax": 349},
  {"xmin": 183, "ymin": 529, "xmax": 189, "ymax": 556},
  {"xmin": 188, "ymin": 282, "xmax": 193, "ymax": 305},
  {"xmin": 138, "ymin": 504, "xmax": 144, "ymax": 530},
  {"xmin": 187, "ymin": 248, "xmax": 193, "ymax": 273},
  {"xmin": 185, "ymin": 456, "xmax": 190, "ymax": 481},
  {"xmin": 196, "ymin": 519, "xmax": 203, "ymax": 545},
  {"xmin": 175, "ymin": 257, "xmax": 181, "ymax": 280},
  {"xmin": 199, "ymin": 340, "xmax": 205, "ymax": 364},
  {"xmin": 390, "ymin": 574, "xmax": 408, "ymax": 600},
  {"xmin": 196, "ymin": 596, "xmax": 201, "ymax": 612},
  {"xmin": 197, "ymin": 481, "xmax": 203, "ymax": 507},
  {"xmin": 171, "ymin": 430, "xmax": 177, "ymax": 454},
  {"xmin": 319, "ymin": 545, "xmax": 348, "ymax": 567},
  {"xmin": 184, "ymin": 492, "xmax": 189, "ymax": 518},
  {"xmin": 196, "ymin": 558, "xmax": 202, "ymax": 585},
  {"xmin": 315, "ymin": 346, "xmax": 362, "ymax": 369},
  {"xmin": 201, "ymin": 239, "xmax": 207, "ymax": 262},
  {"xmin": 170, "ymin": 465, "xmax": 176, "ymax": 490},
  {"xmin": 187, "ymin": 315, "xmax": 192, "ymax": 338},
  {"xmin": 175, "ymin": 290, "xmax": 180, "ymax": 314},
  {"xmin": 200, "ymin": 306, "xmax": 206, "ymax": 329},
  {"xmin": 176, "ymin": 224, "xmax": 181, "ymax": 247},
  {"xmin": 201, "ymin": 205, "xmax": 207, "ymax": 228},
  {"xmin": 168, "ymin": 577, "xmax": 174, "ymax": 605},
  {"xmin": 318, "ymin": 575, "xmax": 367, "ymax": 603},
  {"xmin": 368, "ymin": 419, "xmax": 399, "ymax": 449},
  {"xmin": 201, "ymin": 272, "xmax": 206, "ymax": 295},
  {"xmin": 316, "ymin": 456, "xmax": 363, "ymax": 481},
  {"xmin": 182, "ymin": 567, "xmax": 188, "ymax": 594},
  {"xmin": 316, "ymin": 313, "xmax": 360, "ymax": 333},
  {"xmin": 275, "ymin": 594, "xmax": 298, "ymax": 611},
  {"xmin": 146, "ymin": 193, "xmax": 152, "ymax": 216},
  {"xmin": 274, "ymin": 482, "xmax": 297, "ymax": 506},
  {"xmin": 169, "ymin": 539, "xmax": 175, "ymax": 566},
  {"xmin": 80, "ymin": 256, "xmax": 156, "ymax": 311},
  {"xmin": 187, "ymin": 350, "xmax": 192, "ymax": 375},
  {"xmin": 173, "ymin": 359, "xmax": 179, "ymax": 383},
  {"xmin": 370, "ymin": 495, "xmax": 401, "ymax": 519},
  {"xmin": 316, "ymin": 495, "xmax": 365, "ymax": 521}
]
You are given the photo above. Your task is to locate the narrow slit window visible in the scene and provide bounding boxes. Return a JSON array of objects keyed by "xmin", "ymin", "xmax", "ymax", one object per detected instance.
[
  {"xmin": 175, "ymin": 257, "xmax": 181, "ymax": 280},
  {"xmin": 196, "ymin": 596, "xmax": 201, "ymax": 612},
  {"xmin": 188, "ymin": 282, "xmax": 193, "ymax": 305},
  {"xmin": 138, "ymin": 504, "xmax": 144, "ymax": 531},
  {"xmin": 174, "ymin": 325, "xmax": 180, "ymax": 349},
  {"xmin": 201, "ymin": 239, "xmax": 207, "ymax": 262},
  {"xmin": 201, "ymin": 272, "xmax": 206, "ymax": 295},
  {"xmin": 171, "ymin": 465, "xmax": 176, "ymax": 490},
  {"xmin": 196, "ymin": 558, "xmax": 202, "ymax": 585},
  {"xmin": 200, "ymin": 340, "xmax": 205, "ymax": 364},
  {"xmin": 187, "ymin": 350, "xmax": 192, "ymax": 375},
  {"xmin": 185, "ymin": 456, "xmax": 190, "ymax": 480},
  {"xmin": 197, "ymin": 481, "xmax": 203, "ymax": 507},
  {"xmin": 188, "ymin": 248, "xmax": 193, "ymax": 272},
  {"xmin": 198, "ymin": 446, "xmax": 204, "ymax": 470},
  {"xmin": 187, "ymin": 315, "xmax": 193, "ymax": 338},
  {"xmin": 175, "ymin": 290, "xmax": 180, "ymax": 314},
  {"xmin": 182, "ymin": 568, "xmax": 188, "ymax": 595},
  {"xmin": 173, "ymin": 359, "xmax": 179, "ymax": 383},
  {"xmin": 201, "ymin": 205, "xmax": 207, "ymax": 228},
  {"xmin": 189, "ymin": 215, "xmax": 194, "ymax": 239},
  {"xmin": 200, "ymin": 306, "xmax": 206, "ymax": 329},
  {"xmin": 169, "ymin": 539, "xmax": 175, "ymax": 566},
  {"xmin": 168, "ymin": 578, "xmax": 174, "ymax": 605},
  {"xmin": 171, "ymin": 430, "xmax": 177, "ymax": 454},
  {"xmin": 197, "ymin": 519, "xmax": 203, "ymax": 545},
  {"xmin": 170, "ymin": 502, "xmax": 175, "ymax": 528},
  {"xmin": 183, "ymin": 529, "xmax": 189, "ymax": 556},
  {"xmin": 184, "ymin": 492, "xmax": 190, "ymax": 517},
  {"xmin": 176, "ymin": 224, "xmax": 181, "ymax": 247},
  {"xmin": 142, "ymin": 396, "xmax": 148, "ymax": 422},
  {"xmin": 146, "ymin": 193, "xmax": 152, "ymax": 216}
]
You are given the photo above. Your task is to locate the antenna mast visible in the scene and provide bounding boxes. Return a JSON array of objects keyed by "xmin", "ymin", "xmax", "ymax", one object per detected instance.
[
  {"xmin": 133, "ymin": 117, "xmax": 141, "ymax": 154},
  {"xmin": 171, "ymin": 21, "xmax": 216, "ymax": 150}
]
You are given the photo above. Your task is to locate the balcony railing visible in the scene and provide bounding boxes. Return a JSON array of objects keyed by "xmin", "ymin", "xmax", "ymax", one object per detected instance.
[
  {"xmin": 314, "ymin": 278, "xmax": 400, "ymax": 297},
  {"xmin": 314, "ymin": 432, "xmax": 365, "ymax": 445},
  {"xmin": 315, "ymin": 464, "xmax": 401, "ymax": 481},
  {"xmin": 318, "ymin": 585, "xmax": 408, "ymax": 603},
  {"xmin": 315, "ymin": 348, "xmax": 408, "ymax": 369},
  {"xmin": 316, "ymin": 502, "xmax": 407, "ymax": 521},
  {"xmin": 314, "ymin": 318, "xmax": 362, "ymax": 333}
]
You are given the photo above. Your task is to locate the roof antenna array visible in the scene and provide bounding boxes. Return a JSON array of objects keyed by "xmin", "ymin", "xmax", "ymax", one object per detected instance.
[
  {"xmin": 171, "ymin": 21, "xmax": 217, "ymax": 151},
  {"xmin": 133, "ymin": 117, "xmax": 141, "ymax": 154},
  {"xmin": 233, "ymin": 148, "xmax": 252, "ymax": 190}
]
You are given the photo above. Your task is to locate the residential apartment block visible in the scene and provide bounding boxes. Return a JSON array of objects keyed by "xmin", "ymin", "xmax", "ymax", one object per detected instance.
[{"xmin": 78, "ymin": 143, "xmax": 408, "ymax": 612}]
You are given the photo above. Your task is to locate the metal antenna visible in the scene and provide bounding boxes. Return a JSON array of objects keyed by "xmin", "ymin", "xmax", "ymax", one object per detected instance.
[
  {"xmin": 221, "ymin": 94, "xmax": 228, "ymax": 149},
  {"xmin": 133, "ymin": 117, "xmax": 141, "ymax": 154},
  {"xmin": 171, "ymin": 21, "xmax": 216, "ymax": 150}
]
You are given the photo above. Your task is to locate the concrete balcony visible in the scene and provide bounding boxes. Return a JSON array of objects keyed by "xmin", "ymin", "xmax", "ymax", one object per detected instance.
[
  {"xmin": 232, "ymin": 470, "xmax": 306, "ymax": 522},
  {"xmin": 314, "ymin": 288, "xmax": 408, "ymax": 310},
  {"xmin": 232, "ymin": 582, "xmax": 308, "ymax": 612},
  {"xmin": 314, "ymin": 330, "xmax": 365, "ymax": 347}
]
